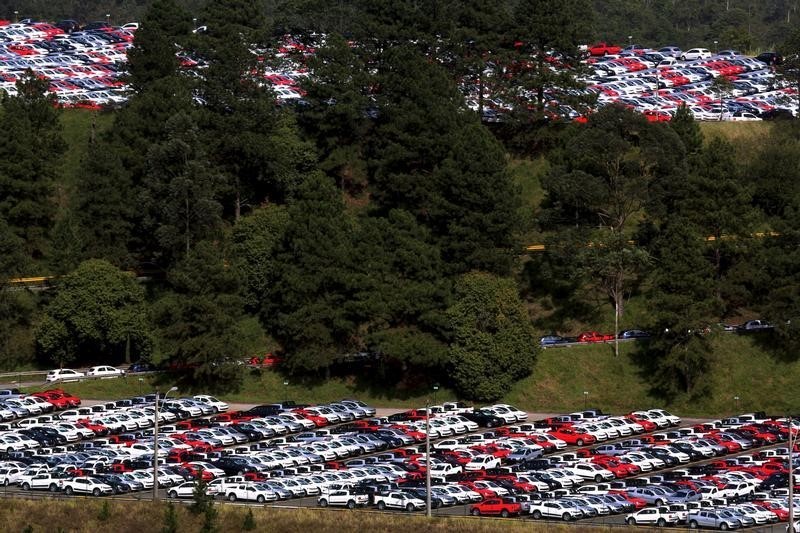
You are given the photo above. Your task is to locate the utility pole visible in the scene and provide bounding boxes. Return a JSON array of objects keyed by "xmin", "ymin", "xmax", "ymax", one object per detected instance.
[
  {"xmin": 425, "ymin": 399, "xmax": 431, "ymax": 518},
  {"xmin": 788, "ymin": 414, "xmax": 795, "ymax": 529},
  {"xmin": 153, "ymin": 386, "xmax": 177, "ymax": 502},
  {"xmin": 152, "ymin": 390, "xmax": 160, "ymax": 502}
]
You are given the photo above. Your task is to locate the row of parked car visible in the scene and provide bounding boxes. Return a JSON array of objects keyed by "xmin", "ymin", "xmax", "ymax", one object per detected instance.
[
  {"xmin": 0, "ymin": 385, "xmax": 796, "ymax": 529},
  {"xmin": 541, "ymin": 319, "xmax": 776, "ymax": 347}
]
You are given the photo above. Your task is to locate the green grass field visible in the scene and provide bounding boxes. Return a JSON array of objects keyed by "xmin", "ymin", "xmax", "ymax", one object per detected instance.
[{"xmin": 43, "ymin": 333, "xmax": 799, "ymax": 418}]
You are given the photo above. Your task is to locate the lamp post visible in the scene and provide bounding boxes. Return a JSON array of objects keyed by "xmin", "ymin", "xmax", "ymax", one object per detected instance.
[
  {"xmin": 432, "ymin": 384, "xmax": 439, "ymax": 406},
  {"xmin": 138, "ymin": 377, "xmax": 144, "ymax": 396},
  {"xmin": 789, "ymin": 416, "xmax": 794, "ymax": 528},
  {"xmin": 583, "ymin": 391, "xmax": 589, "ymax": 410},
  {"xmin": 105, "ymin": 13, "xmax": 110, "ymax": 26},
  {"xmin": 153, "ymin": 386, "xmax": 177, "ymax": 502},
  {"xmin": 425, "ymin": 399, "xmax": 431, "ymax": 518},
  {"xmin": 13, "ymin": 10, "xmax": 18, "ymax": 22},
  {"xmin": 714, "ymin": 40, "xmax": 718, "ymax": 55},
  {"xmin": 628, "ymin": 35, "xmax": 632, "ymax": 47},
  {"xmin": 734, "ymin": 396, "xmax": 740, "ymax": 412},
  {"xmin": 193, "ymin": 17, "xmax": 197, "ymax": 30}
]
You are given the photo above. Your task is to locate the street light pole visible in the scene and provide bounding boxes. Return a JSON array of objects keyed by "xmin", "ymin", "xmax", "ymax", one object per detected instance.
[
  {"xmin": 425, "ymin": 399, "xmax": 431, "ymax": 518},
  {"xmin": 790, "ymin": 415, "xmax": 795, "ymax": 529},
  {"xmin": 153, "ymin": 386, "xmax": 177, "ymax": 502},
  {"xmin": 583, "ymin": 391, "xmax": 588, "ymax": 410}
]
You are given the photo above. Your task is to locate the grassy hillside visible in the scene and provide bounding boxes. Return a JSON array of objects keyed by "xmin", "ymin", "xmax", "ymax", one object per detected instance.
[
  {"xmin": 0, "ymin": 497, "xmax": 572, "ymax": 533},
  {"xmin": 45, "ymin": 333, "xmax": 798, "ymax": 418}
]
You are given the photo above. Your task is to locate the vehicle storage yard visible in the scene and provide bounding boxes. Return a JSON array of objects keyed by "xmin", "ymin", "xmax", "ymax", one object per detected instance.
[
  {"xmin": 0, "ymin": 385, "xmax": 796, "ymax": 531},
  {"xmin": 0, "ymin": 19, "xmax": 795, "ymax": 120}
]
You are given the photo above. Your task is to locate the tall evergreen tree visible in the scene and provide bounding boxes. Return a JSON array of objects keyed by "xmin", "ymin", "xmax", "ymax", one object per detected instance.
[
  {"xmin": 370, "ymin": 46, "xmax": 521, "ymax": 275},
  {"xmin": 196, "ymin": 0, "xmax": 314, "ymax": 217},
  {"xmin": 645, "ymin": 219, "xmax": 718, "ymax": 397},
  {"xmin": 141, "ymin": 112, "xmax": 224, "ymax": 264},
  {"xmin": 0, "ymin": 72, "xmax": 65, "ymax": 259},
  {"xmin": 153, "ymin": 241, "xmax": 246, "ymax": 391},
  {"xmin": 299, "ymin": 33, "xmax": 371, "ymax": 191},
  {"xmin": 262, "ymin": 173, "xmax": 357, "ymax": 372}
]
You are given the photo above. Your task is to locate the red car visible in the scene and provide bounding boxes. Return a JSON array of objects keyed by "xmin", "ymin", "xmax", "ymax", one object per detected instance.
[
  {"xmin": 577, "ymin": 331, "xmax": 615, "ymax": 343},
  {"xmin": 45, "ymin": 389, "xmax": 81, "ymax": 407},
  {"xmin": 625, "ymin": 415, "xmax": 657, "ymax": 432},
  {"xmin": 292, "ymin": 409, "xmax": 328, "ymax": 427},
  {"xmin": 588, "ymin": 42, "xmax": 622, "ymax": 56},
  {"xmin": 470, "ymin": 497, "xmax": 523, "ymax": 517},
  {"xmin": 548, "ymin": 427, "xmax": 596, "ymax": 446},
  {"xmin": 32, "ymin": 392, "xmax": 71, "ymax": 410},
  {"xmin": 459, "ymin": 481, "xmax": 495, "ymax": 500}
]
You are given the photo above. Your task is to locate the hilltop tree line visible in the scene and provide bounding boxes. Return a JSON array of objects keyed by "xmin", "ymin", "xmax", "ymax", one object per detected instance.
[{"xmin": 1, "ymin": 0, "xmax": 800, "ymax": 402}]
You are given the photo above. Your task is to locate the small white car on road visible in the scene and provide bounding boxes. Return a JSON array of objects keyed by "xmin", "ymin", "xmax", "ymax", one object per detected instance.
[
  {"xmin": 86, "ymin": 366, "xmax": 125, "ymax": 378},
  {"xmin": 45, "ymin": 369, "xmax": 85, "ymax": 383}
]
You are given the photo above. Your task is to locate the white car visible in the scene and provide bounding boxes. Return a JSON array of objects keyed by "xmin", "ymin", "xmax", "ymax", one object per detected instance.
[
  {"xmin": 464, "ymin": 454, "xmax": 501, "ymax": 471},
  {"xmin": 193, "ymin": 395, "xmax": 229, "ymax": 413},
  {"xmin": 167, "ymin": 481, "xmax": 200, "ymax": 499},
  {"xmin": 45, "ymin": 369, "xmax": 85, "ymax": 383},
  {"xmin": 626, "ymin": 506, "xmax": 681, "ymax": 526},
  {"xmin": 681, "ymin": 48, "xmax": 712, "ymax": 61},
  {"xmin": 224, "ymin": 483, "xmax": 277, "ymax": 503},
  {"xmin": 62, "ymin": 476, "xmax": 114, "ymax": 496},
  {"xmin": 86, "ymin": 366, "xmax": 125, "ymax": 379}
]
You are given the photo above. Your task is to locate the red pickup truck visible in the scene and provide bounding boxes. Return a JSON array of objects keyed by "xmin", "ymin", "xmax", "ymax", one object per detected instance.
[{"xmin": 588, "ymin": 42, "xmax": 622, "ymax": 56}]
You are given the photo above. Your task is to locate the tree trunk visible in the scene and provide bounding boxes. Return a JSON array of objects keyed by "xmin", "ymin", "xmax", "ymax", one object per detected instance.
[
  {"xmin": 234, "ymin": 181, "xmax": 241, "ymax": 221},
  {"xmin": 614, "ymin": 297, "xmax": 620, "ymax": 357},
  {"xmin": 185, "ymin": 194, "xmax": 190, "ymax": 254}
]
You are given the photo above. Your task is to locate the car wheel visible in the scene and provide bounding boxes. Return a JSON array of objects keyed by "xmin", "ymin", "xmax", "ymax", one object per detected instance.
[
  {"xmin": 500, "ymin": 509, "xmax": 510, "ymax": 518},
  {"xmin": 689, "ymin": 521, "xmax": 698, "ymax": 529},
  {"xmin": 655, "ymin": 499, "xmax": 664, "ymax": 506},
  {"xmin": 2, "ymin": 479, "xmax": 8, "ymax": 486},
  {"xmin": 471, "ymin": 509, "xmax": 481, "ymax": 516},
  {"xmin": 720, "ymin": 523, "xmax": 729, "ymax": 531},
  {"xmin": 562, "ymin": 513, "xmax": 572, "ymax": 521},
  {"xmin": 168, "ymin": 490, "xmax": 177, "ymax": 499},
  {"xmin": 657, "ymin": 518, "xmax": 666, "ymax": 527},
  {"xmin": 228, "ymin": 493, "xmax": 236, "ymax": 502},
  {"xmin": 595, "ymin": 475, "xmax": 603, "ymax": 483},
  {"xmin": 255, "ymin": 495, "xmax": 265, "ymax": 503},
  {"xmin": 22, "ymin": 482, "xmax": 30, "ymax": 491},
  {"xmin": 576, "ymin": 439, "xmax": 584, "ymax": 446},
  {"xmin": 319, "ymin": 498, "xmax": 328, "ymax": 507},
  {"xmin": 347, "ymin": 500, "xmax": 355, "ymax": 509},
  {"xmin": 93, "ymin": 488, "xmax": 101, "ymax": 497},
  {"xmin": 532, "ymin": 510, "xmax": 542, "ymax": 519},
  {"xmin": 49, "ymin": 484, "xmax": 58, "ymax": 492},
  {"xmin": 64, "ymin": 486, "xmax": 73, "ymax": 495},
  {"xmin": 377, "ymin": 501, "xmax": 385, "ymax": 510},
  {"xmin": 405, "ymin": 503, "xmax": 414, "ymax": 512},
  {"xmin": 626, "ymin": 517, "xmax": 636, "ymax": 525}
]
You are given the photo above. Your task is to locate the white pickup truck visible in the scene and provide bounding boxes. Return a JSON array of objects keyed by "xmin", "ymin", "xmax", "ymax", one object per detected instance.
[
  {"xmin": 318, "ymin": 489, "xmax": 369, "ymax": 509},
  {"xmin": 223, "ymin": 483, "xmax": 277, "ymax": 503},
  {"xmin": 374, "ymin": 491, "xmax": 426, "ymax": 512},
  {"xmin": 62, "ymin": 476, "xmax": 114, "ymax": 496}
]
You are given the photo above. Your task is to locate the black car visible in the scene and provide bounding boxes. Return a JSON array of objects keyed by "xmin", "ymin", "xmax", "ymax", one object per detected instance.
[
  {"xmin": 93, "ymin": 474, "xmax": 132, "ymax": 494},
  {"xmin": 212, "ymin": 457, "xmax": 257, "ymax": 476},
  {"xmin": 618, "ymin": 329, "xmax": 651, "ymax": 339},
  {"xmin": 461, "ymin": 410, "xmax": 505, "ymax": 428},
  {"xmin": 244, "ymin": 404, "xmax": 283, "ymax": 417},
  {"xmin": 756, "ymin": 52, "xmax": 783, "ymax": 65}
]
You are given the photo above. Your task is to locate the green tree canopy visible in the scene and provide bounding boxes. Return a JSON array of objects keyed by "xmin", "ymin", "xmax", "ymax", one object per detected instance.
[
  {"xmin": 153, "ymin": 241, "xmax": 246, "ymax": 392},
  {"xmin": 447, "ymin": 271, "xmax": 537, "ymax": 401},
  {"xmin": 36, "ymin": 260, "xmax": 152, "ymax": 367}
]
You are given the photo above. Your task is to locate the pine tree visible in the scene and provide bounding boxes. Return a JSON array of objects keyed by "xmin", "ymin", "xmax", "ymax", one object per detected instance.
[
  {"xmin": 645, "ymin": 218, "xmax": 718, "ymax": 397},
  {"xmin": 161, "ymin": 502, "xmax": 178, "ymax": 533},
  {"xmin": 370, "ymin": 46, "xmax": 521, "ymax": 275},
  {"xmin": 153, "ymin": 241, "xmax": 246, "ymax": 391},
  {"xmin": 0, "ymin": 72, "xmax": 65, "ymax": 259},
  {"xmin": 141, "ymin": 112, "xmax": 224, "ymax": 264}
]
